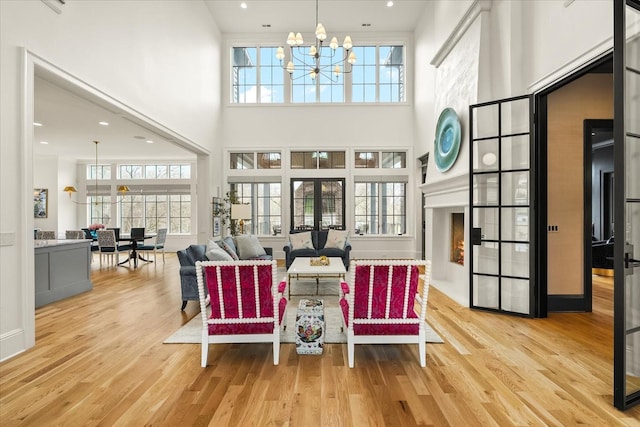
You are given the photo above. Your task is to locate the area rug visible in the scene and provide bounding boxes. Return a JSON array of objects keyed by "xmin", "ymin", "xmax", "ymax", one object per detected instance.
[{"xmin": 164, "ymin": 281, "xmax": 444, "ymax": 344}]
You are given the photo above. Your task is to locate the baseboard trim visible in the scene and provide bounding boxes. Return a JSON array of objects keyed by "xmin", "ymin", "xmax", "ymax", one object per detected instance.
[
  {"xmin": 548, "ymin": 294, "xmax": 588, "ymax": 312},
  {"xmin": 0, "ymin": 328, "xmax": 27, "ymax": 362}
]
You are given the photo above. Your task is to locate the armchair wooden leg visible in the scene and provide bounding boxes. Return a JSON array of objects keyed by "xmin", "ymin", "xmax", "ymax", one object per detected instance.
[
  {"xmin": 201, "ymin": 334, "xmax": 209, "ymax": 368},
  {"xmin": 181, "ymin": 300, "xmax": 188, "ymax": 311}
]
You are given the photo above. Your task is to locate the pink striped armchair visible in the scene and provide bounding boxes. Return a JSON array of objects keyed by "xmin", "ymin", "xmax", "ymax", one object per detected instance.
[
  {"xmin": 196, "ymin": 260, "xmax": 288, "ymax": 367},
  {"xmin": 339, "ymin": 259, "xmax": 432, "ymax": 368}
]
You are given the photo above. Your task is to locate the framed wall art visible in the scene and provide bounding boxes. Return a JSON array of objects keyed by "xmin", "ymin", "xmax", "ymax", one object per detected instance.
[{"xmin": 34, "ymin": 188, "xmax": 48, "ymax": 218}]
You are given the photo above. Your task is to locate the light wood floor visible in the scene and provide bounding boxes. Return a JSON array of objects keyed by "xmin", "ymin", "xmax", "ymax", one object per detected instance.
[{"xmin": 1, "ymin": 256, "xmax": 639, "ymax": 426}]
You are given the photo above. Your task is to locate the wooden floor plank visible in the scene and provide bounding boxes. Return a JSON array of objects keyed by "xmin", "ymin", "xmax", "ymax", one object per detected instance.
[{"xmin": 1, "ymin": 258, "xmax": 639, "ymax": 425}]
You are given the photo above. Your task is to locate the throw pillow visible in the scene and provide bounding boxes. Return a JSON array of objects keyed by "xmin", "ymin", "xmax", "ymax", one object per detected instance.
[
  {"xmin": 217, "ymin": 237, "xmax": 239, "ymax": 260},
  {"xmin": 324, "ymin": 229, "xmax": 350, "ymax": 250},
  {"xmin": 235, "ymin": 234, "xmax": 267, "ymax": 260},
  {"xmin": 207, "ymin": 239, "xmax": 222, "ymax": 252},
  {"xmin": 205, "ymin": 247, "xmax": 233, "ymax": 261},
  {"xmin": 289, "ymin": 231, "xmax": 314, "ymax": 251}
]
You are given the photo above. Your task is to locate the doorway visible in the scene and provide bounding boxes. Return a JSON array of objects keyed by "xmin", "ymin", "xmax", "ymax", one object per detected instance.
[{"xmin": 538, "ymin": 55, "xmax": 613, "ymax": 312}]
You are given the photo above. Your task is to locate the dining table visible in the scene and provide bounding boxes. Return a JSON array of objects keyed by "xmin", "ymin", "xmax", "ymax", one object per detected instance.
[{"xmin": 117, "ymin": 234, "xmax": 156, "ymax": 268}]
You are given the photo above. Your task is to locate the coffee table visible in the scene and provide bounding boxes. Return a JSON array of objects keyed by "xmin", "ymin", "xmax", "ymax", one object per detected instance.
[{"xmin": 287, "ymin": 257, "xmax": 347, "ymax": 299}]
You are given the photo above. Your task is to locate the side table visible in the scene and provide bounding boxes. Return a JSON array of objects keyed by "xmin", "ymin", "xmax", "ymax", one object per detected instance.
[{"xmin": 295, "ymin": 299, "xmax": 325, "ymax": 355}]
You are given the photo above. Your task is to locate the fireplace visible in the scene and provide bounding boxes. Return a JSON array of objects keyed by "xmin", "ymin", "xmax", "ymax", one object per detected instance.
[
  {"xmin": 420, "ymin": 174, "xmax": 469, "ymax": 306},
  {"xmin": 450, "ymin": 213, "xmax": 464, "ymax": 265}
]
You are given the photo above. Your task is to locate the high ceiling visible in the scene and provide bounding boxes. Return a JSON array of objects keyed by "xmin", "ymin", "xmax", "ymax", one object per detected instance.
[
  {"xmin": 33, "ymin": 77, "xmax": 196, "ymax": 161},
  {"xmin": 33, "ymin": 0, "xmax": 428, "ymax": 162},
  {"xmin": 204, "ymin": 0, "xmax": 429, "ymax": 34}
]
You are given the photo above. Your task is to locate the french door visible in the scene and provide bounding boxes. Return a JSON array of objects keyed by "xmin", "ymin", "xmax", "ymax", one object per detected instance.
[
  {"xmin": 614, "ymin": 0, "xmax": 640, "ymax": 410},
  {"xmin": 290, "ymin": 179, "xmax": 345, "ymax": 230},
  {"xmin": 469, "ymin": 95, "xmax": 535, "ymax": 317}
]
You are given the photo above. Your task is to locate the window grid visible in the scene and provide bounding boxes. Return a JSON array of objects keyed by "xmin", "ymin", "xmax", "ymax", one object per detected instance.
[
  {"xmin": 88, "ymin": 165, "xmax": 111, "ymax": 180},
  {"xmin": 232, "ymin": 47, "xmax": 257, "ymax": 103},
  {"xmin": 259, "ymin": 47, "xmax": 285, "ymax": 103},
  {"xmin": 118, "ymin": 164, "xmax": 190, "ymax": 179},
  {"xmin": 168, "ymin": 195, "xmax": 191, "ymax": 234},
  {"xmin": 230, "ymin": 153, "xmax": 254, "ymax": 170},
  {"xmin": 257, "ymin": 152, "xmax": 281, "ymax": 169},
  {"xmin": 354, "ymin": 151, "xmax": 379, "ymax": 168},
  {"xmin": 119, "ymin": 195, "xmax": 144, "ymax": 233},
  {"xmin": 381, "ymin": 152, "xmax": 407, "ymax": 168},
  {"xmin": 354, "ymin": 182, "xmax": 406, "ymax": 235},
  {"xmin": 231, "ymin": 44, "xmax": 404, "ymax": 104},
  {"xmin": 89, "ymin": 197, "xmax": 112, "ymax": 225},
  {"xmin": 257, "ymin": 183, "xmax": 282, "ymax": 235},
  {"xmin": 352, "ymin": 46, "xmax": 377, "ymax": 102},
  {"xmin": 291, "ymin": 151, "xmax": 346, "ymax": 169},
  {"xmin": 230, "ymin": 183, "xmax": 282, "ymax": 236},
  {"xmin": 144, "ymin": 195, "xmax": 168, "ymax": 233}
]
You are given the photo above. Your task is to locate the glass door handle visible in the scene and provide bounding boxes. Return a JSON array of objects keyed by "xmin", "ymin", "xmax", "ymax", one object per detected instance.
[
  {"xmin": 471, "ymin": 227, "xmax": 482, "ymax": 246},
  {"xmin": 624, "ymin": 245, "xmax": 640, "ymax": 272}
]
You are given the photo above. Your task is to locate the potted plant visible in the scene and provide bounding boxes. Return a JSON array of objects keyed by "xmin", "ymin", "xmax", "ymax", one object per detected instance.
[{"xmin": 213, "ymin": 191, "xmax": 240, "ymax": 236}]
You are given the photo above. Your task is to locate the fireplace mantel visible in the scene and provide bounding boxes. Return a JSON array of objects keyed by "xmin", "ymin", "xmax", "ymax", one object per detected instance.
[{"xmin": 420, "ymin": 174, "xmax": 469, "ymax": 208}]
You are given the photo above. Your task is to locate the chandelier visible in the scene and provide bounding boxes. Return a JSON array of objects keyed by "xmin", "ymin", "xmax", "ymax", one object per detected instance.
[
  {"xmin": 63, "ymin": 140, "xmax": 129, "ymax": 205},
  {"xmin": 275, "ymin": 0, "xmax": 356, "ymax": 81}
]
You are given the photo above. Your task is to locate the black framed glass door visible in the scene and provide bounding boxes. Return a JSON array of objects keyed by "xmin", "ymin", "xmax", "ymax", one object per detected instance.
[
  {"xmin": 290, "ymin": 178, "xmax": 345, "ymax": 231},
  {"xmin": 469, "ymin": 95, "xmax": 535, "ymax": 317},
  {"xmin": 614, "ymin": 0, "xmax": 640, "ymax": 410}
]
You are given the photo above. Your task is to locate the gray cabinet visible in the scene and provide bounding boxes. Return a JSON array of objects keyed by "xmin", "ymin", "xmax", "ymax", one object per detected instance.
[{"xmin": 34, "ymin": 240, "xmax": 92, "ymax": 308}]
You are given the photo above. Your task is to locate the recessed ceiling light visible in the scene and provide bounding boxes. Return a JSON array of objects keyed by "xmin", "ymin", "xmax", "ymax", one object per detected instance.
[
  {"xmin": 33, "ymin": 122, "xmax": 43, "ymax": 127},
  {"xmin": 387, "ymin": 1, "xmax": 394, "ymax": 7},
  {"xmin": 146, "ymin": 140, "xmax": 154, "ymax": 144},
  {"xmin": 99, "ymin": 121, "xmax": 109, "ymax": 126},
  {"xmin": 39, "ymin": 141, "xmax": 49, "ymax": 145},
  {"xmin": 240, "ymin": 2, "xmax": 247, "ymax": 9}
]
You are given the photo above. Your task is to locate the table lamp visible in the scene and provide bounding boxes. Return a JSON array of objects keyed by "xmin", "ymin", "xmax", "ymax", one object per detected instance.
[{"xmin": 231, "ymin": 204, "xmax": 251, "ymax": 234}]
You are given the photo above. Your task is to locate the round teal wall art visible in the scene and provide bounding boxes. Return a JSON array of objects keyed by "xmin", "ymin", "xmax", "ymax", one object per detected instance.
[{"xmin": 434, "ymin": 108, "xmax": 462, "ymax": 172}]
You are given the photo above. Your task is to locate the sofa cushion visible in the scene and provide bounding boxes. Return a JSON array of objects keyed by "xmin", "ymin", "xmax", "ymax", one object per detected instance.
[
  {"xmin": 317, "ymin": 247, "xmax": 346, "ymax": 258},
  {"xmin": 290, "ymin": 231, "xmax": 314, "ymax": 251},
  {"xmin": 289, "ymin": 248, "xmax": 317, "ymax": 258},
  {"xmin": 206, "ymin": 245, "xmax": 234, "ymax": 261},
  {"xmin": 324, "ymin": 229, "xmax": 349, "ymax": 250},
  {"xmin": 217, "ymin": 237, "xmax": 239, "ymax": 260},
  {"xmin": 235, "ymin": 234, "xmax": 267, "ymax": 260},
  {"xmin": 186, "ymin": 244, "xmax": 208, "ymax": 263}
]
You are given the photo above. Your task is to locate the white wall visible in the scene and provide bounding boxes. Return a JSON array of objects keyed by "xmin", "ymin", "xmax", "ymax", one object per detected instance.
[
  {"xmin": 0, "ymin": 0, "xmax": 222, "ymax": 361},
  {"xmin": 57, "ymin": 157, "xmax": 78, "ymax": 235},
  {"xmin": 33, "ymin": 155, "xmax": 60, "ymax": 236},
  {"xmin": 522, "ymin": 0, "xmax": 612, "ymax": 91}
]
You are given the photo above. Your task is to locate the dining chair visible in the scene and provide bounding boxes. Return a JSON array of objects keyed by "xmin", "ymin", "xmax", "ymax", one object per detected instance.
[
  {"xmin": 108, "ymin": 227, "xmax": 132, "ymax": 252},
  {"xmin": 65, "ymin": 230, "xmax": 85, "ymax": 240},
  {"xmin": 35, "ymin": 230, "xmax": 56, "ymax": 240},
  {"xmin": 138, "ymin": 228, "xmax": 167, "ymax": 263},
  {"xmin": 130, "ymin": 227, "xmax": 145, "ymax": 244},
  {"xmin": 97, "ymin": 229, "xmax": 129, "ymax": 268},
  {"xmin": 339, "ymin": 259, "xmax": 432, "ymax": 368}
]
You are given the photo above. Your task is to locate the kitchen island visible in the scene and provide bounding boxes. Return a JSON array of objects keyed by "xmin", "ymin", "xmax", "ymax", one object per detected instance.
[{"xmin": 34, "ymin": 239, "xmax": 92, "ymax": 308}]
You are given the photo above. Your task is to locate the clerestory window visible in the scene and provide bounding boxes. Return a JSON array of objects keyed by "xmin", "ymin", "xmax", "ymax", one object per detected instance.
[{"xmin": 230, "ymin": 44, "xmax": 405, "ymax": 104}]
